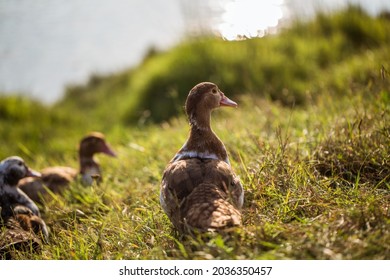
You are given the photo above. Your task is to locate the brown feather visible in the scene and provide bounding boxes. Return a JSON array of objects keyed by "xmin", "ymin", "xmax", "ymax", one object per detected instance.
[
  {"xmin": 18, "ymin": 167, "xmax": 77, "ymax": 202},
  {"xmin": 161, "ymin": 158, "xmax": 243, "ymax": 233},
  {"xmin": 0, "ymin": 206, "xmax": 48, "ymax": 259}
]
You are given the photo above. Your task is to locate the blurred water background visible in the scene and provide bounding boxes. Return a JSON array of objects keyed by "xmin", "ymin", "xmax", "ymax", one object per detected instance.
[{"xmin": 1, "ymin": 0, "xmax": 389, "ymax": 103}]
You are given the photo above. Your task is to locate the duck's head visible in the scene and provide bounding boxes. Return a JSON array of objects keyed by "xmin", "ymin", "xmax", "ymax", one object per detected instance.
[
  {"xmin": 79, "ymin": 132, "xmax": 117, "ymax": 158},
  {"xmin": 0, "ymin": 156, "xmax": 41, "ymax": 186},
  {"xmin": 185, "ymin": 82, "xmax": 237, "ymax": 128}
]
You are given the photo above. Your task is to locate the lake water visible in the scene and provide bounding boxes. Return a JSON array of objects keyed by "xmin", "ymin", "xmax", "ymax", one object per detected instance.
[{"xmin": 0, "ymin": 0, "xmax": 389, "ymax": 103}]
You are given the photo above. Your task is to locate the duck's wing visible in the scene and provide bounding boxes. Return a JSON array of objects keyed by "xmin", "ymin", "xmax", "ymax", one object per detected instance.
[
  {"xmin": 19, "ymin": 166, "xmax": 77, "ymax": 202},
  {"xmin": 41, "ymin": 166, "xmax": 78, "ymax": 188},
  {"xmin": 160, "ymin": 158, "xmax": 243, "ymax": 233}
]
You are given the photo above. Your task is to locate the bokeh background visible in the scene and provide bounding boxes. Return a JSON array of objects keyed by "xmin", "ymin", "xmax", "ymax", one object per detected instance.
[{"xmin": 1, "ymin": 0, "xmax": 389, "ymax": 103}]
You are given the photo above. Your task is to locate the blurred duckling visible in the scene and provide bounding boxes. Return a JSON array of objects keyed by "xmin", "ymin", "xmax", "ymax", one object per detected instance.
[
  {"xmin": 0, "ymin": 205, "xmax": 49, "ymax": 259},
  {"xmin": 0, "ymin": 156, "xmax": 48, "ymax": 259},
  {"xmin": 0, "ymin": 156, "xmax": 42, "ymax": 217},
  {"xmin": 18, "ymin": 132, "xmax": 116, "ymax": 203}
]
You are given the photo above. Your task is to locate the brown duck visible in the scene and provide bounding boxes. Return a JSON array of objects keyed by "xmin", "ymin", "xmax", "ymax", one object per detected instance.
[
  {"xmin": 18, "ymin": 132, "xmax": 116, "ymax": 203},
  {"xmin": 160, "ymin": 82, "xmax": 244, "ymax": 234}
]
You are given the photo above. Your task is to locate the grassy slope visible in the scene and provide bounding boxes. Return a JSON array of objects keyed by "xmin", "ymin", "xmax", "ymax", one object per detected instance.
[
  {"xmin": 57, "ymin": 6, "xmax": 390, "ymax": 124},
  {"xmin": 9, "ymin": 87, "xmax": 388, "ymax": 260},
  {"xmin": 1, "ymin": 6, "xmax": 389, "ymax": 259}
]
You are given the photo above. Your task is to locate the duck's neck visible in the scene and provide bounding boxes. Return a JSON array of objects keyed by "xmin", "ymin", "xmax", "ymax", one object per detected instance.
[
  {"xmin": 79, "ymin": 156, "xmax": 98, "ymax": 169},
  {"xmin": 79, "ymin": 154, "xmax": 101, "ymax": 185},
  {"xmin": 1, "ymin": 173, "xmax": 20, "ymax": 187},
  {"xmin": 173, "ymin": 113, "xmax": 230, "ymax": 164},
  {"xmin": 188, "ymin": 107, "xmax": 211, "ymax": 131}
]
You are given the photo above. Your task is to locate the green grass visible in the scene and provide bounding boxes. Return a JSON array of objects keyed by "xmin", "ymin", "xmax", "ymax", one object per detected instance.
[
  {"xmin": 0, "ymin": 6, "xmax": 389, "ymax": 259},
  {"xmin": 3, "ymin": 86, "xmax": 389, "ymax": 260}
]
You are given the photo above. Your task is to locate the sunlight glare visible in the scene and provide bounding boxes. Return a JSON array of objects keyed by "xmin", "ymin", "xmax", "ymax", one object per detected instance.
[{"xmin": 217, "ymin": 0, "xmax": 284, "ymax": 40}]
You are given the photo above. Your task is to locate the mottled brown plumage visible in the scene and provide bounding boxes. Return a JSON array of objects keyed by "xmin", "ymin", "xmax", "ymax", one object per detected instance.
[
  {"xmin": 0, "ymin": 206, "xmax": 48, "ymax": 259},
  {"xmin": 160, "ymin": 82, "xmax": 244, "ymax": 234},
  {"xmin": 18, "ymin": 132, "xmax": 116, "ymax": 203}
]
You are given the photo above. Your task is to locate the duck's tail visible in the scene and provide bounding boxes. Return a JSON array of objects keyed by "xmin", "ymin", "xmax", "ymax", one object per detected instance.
[{"xmin": 181, "ymin": 183, "xmax": 242, "ymax": 233}]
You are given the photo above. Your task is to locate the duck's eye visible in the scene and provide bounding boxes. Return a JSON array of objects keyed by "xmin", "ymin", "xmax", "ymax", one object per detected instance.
[{"xmin": 212, "ymin": 89, "xmax": 217, "ymax": 94}]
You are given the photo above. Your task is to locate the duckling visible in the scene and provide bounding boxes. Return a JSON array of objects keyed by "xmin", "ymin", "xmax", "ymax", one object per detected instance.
[
  {"xmin": 18, "ymin": 132, "xmax": 116, "ymax": 203},
  {"xmin": 0, "ymin": 157, "xmax": 48, "ymax": 259},
  {"xmin": 0, "ymin": 156, "xmax": 41, "ymax": 217},
  {"xmin": 160, "ymin": 82, "xmax": 244, "ymax": 234}
]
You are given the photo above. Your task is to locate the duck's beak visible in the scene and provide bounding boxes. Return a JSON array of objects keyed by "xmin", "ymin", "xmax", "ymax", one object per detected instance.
[
  {"xmin": 27, "ymin": 168, "xmax": 41, "ymax": 178},
  {"xmin": 220, "ymin": 93, "xmax": 238, "ymax": 108},
  {"xmin": 101, "ymin": 143, "xmax": 117, "ymax": 157}
]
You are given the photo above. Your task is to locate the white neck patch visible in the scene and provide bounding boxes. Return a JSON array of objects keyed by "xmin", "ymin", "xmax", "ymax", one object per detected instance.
[
  {"xmin": 172, "ymin": 150, "xmax": 230, "ymax": 165},
  {"xmin": 190, "ymin": 118, "xmax": 209, "ymax": 131}
]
